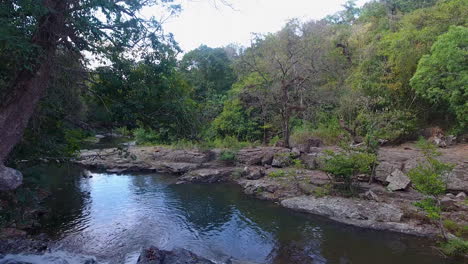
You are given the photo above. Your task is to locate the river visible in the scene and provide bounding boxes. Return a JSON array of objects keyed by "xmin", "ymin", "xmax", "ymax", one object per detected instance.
[{"xmin": 0, "ymin": 162, "xmax": 452, "ymax": 264}]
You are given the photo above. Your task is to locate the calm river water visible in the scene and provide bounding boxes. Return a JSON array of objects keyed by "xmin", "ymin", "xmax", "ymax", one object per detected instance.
[{"xmin": 0, "ymin": 162, "xmax": 453, "ymax": 264}]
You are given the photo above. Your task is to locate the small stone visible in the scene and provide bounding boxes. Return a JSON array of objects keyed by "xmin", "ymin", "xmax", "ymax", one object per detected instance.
[
  {"xmin": 243, "ymin": 166, "xmax": 264, "ymax": 180},
  {"xmin": 362, "ymin": 190, "xmax": 380, "ymax": 202},
  {"xmin": 291, "ymin": 148, "xmax": 301, "ymax": 157},
  {"xmin": 446, "ymin": 193, "xmax": 455, "ymax": 198},
  {"xmin": 386, "ymin": 169, "xmax": 411, "ymax": 191},
  {"xmin": 440, "ymin": 196, "xmax": 457, "ymax": 211},
  {"xmin": 0, "ymin": 165, "xmax": 23, "ymax": 191},
  {"xmin": 455, "ymin": 192, "xmax": 466, "ymax": 200}
]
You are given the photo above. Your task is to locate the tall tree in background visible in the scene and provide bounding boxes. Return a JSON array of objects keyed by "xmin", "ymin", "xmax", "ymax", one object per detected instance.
[
  {"xmin": 179, "ymin": 45, "xmax": 237, "ymax": 127},
  {"xmin": 0, "ymin": 0, "xmax": 179, "ymax": 188}
]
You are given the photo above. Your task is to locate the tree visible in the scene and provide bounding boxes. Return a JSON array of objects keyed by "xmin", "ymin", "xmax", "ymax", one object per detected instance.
[
  {"xmin": 89, "ymin": 47, "xmax": 198, "ymax": 142},
  {"xmin": 0, "ymin": 0, "xmax": 179, "ymax": 188},
  {"xmin": 239, "ymin": 22, "xmax": 309, "ymax": 147},
  {"xmin": 410, "ymin": 26, "xmax": 468, "ymax": 130},
  {"xmin": 179, "ymin": 45, "xmax": 237, "ymax": 125}
]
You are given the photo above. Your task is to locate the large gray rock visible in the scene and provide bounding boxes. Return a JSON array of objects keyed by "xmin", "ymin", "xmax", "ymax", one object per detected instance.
[
  {"xmin": 374, "ymin": 161, "xmax": 399, "ymax": 183},
  {"xmin": 0, "ymin": 166, "xmax": 23, "ymax": 191},
  {"xmin": 386, "ymin": 169, "xmax": 411, "ymax": 191},
  {"xmin": 272, "ymin": 153, "xmax": 293, "ymax": 168},
  {"xmin": 236, "ymin": 147, "xmax": 290, "ymax": 165},
  {"xmin": 281, "ymin": 196, "xmax": 403, "ymax": 223},
  {"xmin": 177, "ymin": 168, "xmax": 238, "ymax": 184},
  {"xmin": 137, "ymin": 247, "xmax": 214, "ymax": 264},
  {"xmin": 243, "ymin": 166, "xmax": 265, "ymax": 180},
  {"xmin": 279, "ymin": 196, "xmax": 435, "ymax": 235}
]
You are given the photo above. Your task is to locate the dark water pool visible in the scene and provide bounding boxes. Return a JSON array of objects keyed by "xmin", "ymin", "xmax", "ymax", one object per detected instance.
[{"xmin": 3, "ymin": 164, "xmax": 452, "ymax": 264}]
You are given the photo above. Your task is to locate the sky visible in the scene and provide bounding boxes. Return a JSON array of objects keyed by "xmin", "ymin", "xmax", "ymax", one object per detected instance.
[{"xmin": 145, "ymin": 0, "xmax": 370, "ymax": 53}]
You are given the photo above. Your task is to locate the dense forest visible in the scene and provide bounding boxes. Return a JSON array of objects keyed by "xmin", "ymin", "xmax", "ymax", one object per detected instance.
[
  {"xmin": 1, "ymin": 0, "xmax": 467, "ymax": 163},
  {"xmin": 0, "ymin": 0, "xmax": 467, "ymax": 261}
]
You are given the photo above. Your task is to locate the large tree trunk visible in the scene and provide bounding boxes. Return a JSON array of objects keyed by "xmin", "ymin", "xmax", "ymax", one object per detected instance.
[
  {"xmin": 0, "ymin": 59, "xmax": 53, "ymax": 162},
  {"xmin": 0, "ymin": 0, "xmax": 66, "ymax": 190}
]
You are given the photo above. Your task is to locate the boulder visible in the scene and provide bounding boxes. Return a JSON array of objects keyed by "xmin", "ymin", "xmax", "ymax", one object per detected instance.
[
  {"xmin": 236, "ymin": 147, "xmax": 289, "ymax": 165},
  {"xmin": 455, "ymin": 192, "xmax": 466, "ymax": 200},
  {"xmin": 178, "ymin": 168, "xmax": 237, "ymax": 184},
  {"xmin": 137, "ymin": 247, "xmax": 214, "ymax": 264},
  {"xmin": 243, "ymin": 166, "xmax": 265, "ymax": 180},
  {"xmin": 300, "ymin": 153, "xmax": 318, "ymax": 169},
  {"xmin": 0, "ymin": 165, "xmax": 23, "ymax": 191},
  {"xmin": 374, "ymin": 161, "xmax": 398, "ymax": 183},
  {"xmin": 440, "ymin": 196, "xmax": 458, "ymax": 211},
  {"xmin": 297, "ymin": 182, "xmax": 316, "ymax": 195},
  {"xmin": 386, "ymin": 169, "xmax": 411, "ymax": 191},
  {"xmin": 272, "ymin": 153, "xmax": 293, "ymax": 168},
  {"xmin": 361, "ymin": 190, "xmax": 380, "ymax": 202},
  {"xmin": 281, "ymin": 196, "xmax": 403, "ymax": 223}
]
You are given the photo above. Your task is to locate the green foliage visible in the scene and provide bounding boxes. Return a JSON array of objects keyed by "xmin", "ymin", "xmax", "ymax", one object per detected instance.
[
  {"xmin": 356, "ymin": 109, "xmax": 418, "ymax": 142},
  {"xmin": 63, "ymin": 129, "xmax": 87, "ymax": 156},
  {"xmin": 322, "ymin": 150, "xmax": 377, "ymax": 195},
  {"xmin": 115, "ymin": 127, "xmax": 132, "ymax": 137},
  {"xmin": 444, "ymin": 220, "xmax": 468, "ymax": 239},
  {"xmin": 134, "ymin": 127, "xmax": 161, "ymax": 146},
  {"xmin": 309, "ymin": 117, "xmax": 345, "ymax": 146},
  {"xmin": 414, "ymin": 198, "xmax": 441, "ymax": 220},
  {"xmin": 212, "ymin": 136, "xmax": 254, "ymax": 150},
  {"xmin": 439, "ymin": 238, "xmax": 468, "ymax": 257},
  {"xmin": 269, "ymin": 136, "xmax": 281, "ymax": 146},
  {"xmin": 268, "ymin": 170, "xmax": 286, "ymax": 178},
  {"xmin": 313, "ymin": 184, "xmax": 332, "ymax": 198},
  {"xmin": 211, "ymin": 99, "xmax": 262, "ymax": 141},
  {"xmin": 219, "ymin": 150, "xmax": 237, "ymax": 162},
  {"xmin": 408, "ymin": 138, "xmax": 454, "ymax": 197},
  {"xmin": 411, "ymin": 26, "xmax": 468, "ymax": 130}
]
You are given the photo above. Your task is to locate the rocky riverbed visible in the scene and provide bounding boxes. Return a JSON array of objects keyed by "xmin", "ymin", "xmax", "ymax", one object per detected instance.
[{"xmin": 74, "ymin": 143, "xmax": 468, "ymax": 237}]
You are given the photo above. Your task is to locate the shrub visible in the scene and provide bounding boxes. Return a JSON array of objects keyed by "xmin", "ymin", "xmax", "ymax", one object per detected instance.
[
  {"xmin": 310, "ymin": 117, "xmax": 345, "ymax": 145},
  {"xmin": 321, "ymin": 150, "xmax": 376, "ymax": 195},
  {"xmin": 64, "ymin": 129, "xmax": 87, "ymax": 156},
  {"xmin": 212, "ymin": 136, "xmax": 253, "ymax": 150},
  {"xmin": 269, "ymin": 135, "xmax": 281, "ymax": 146},
  {"xmin": 356, "ymin": 109, "xmax": 418, "ymax": 143},
  {"xmin": 408, "ymin": 137, "xmax": 455, "ymax": 240},
  {"xmin": 313, "ymin": 184, "xmax": 332, "ymax": 198},
  {"xmin": 439, "ymin": 238, "xmax": 468, "ymax": 257},
  {"xmin": 219, "ymin": 150, "xmax": 237, "ymax": 162},
  {"xmin": 171, "ymin": 139, "xmax": 199, "ymax": 150},
  {"xmin": 444, "ymin": 220, "xmax": 468, "ymax": 239},
  {"xmin": 115, "ymin": 126, "xmax": 131, "ymax": 137},
  {"xmin": 133, "ymin": 127, "xmax": 161, "ymax": 145},
  {"xmin": 268, "ymin": 170, "xmax": 286, "ymax": 178}
]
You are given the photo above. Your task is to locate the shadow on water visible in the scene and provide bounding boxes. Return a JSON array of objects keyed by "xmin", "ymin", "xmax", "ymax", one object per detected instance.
[{"xmin": 14, "ymin": 164, "xmax": 453, "ymax": 264}]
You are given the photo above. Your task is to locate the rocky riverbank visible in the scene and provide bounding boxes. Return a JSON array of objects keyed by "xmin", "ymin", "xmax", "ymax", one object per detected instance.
[{"xmin": 75, "ymin": 143, "xmax": 468, "ymax": 237}]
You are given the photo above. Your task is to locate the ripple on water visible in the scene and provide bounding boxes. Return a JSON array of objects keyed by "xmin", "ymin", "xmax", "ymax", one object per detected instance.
[{"xmin": 21, "ymin": 165, "xmax": 452, "ymax": 264}]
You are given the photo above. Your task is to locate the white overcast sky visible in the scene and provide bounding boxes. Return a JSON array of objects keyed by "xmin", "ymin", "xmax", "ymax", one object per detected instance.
[{"xmin": 144, "ymin": 0, "xmax": 370, "ymax": 53}]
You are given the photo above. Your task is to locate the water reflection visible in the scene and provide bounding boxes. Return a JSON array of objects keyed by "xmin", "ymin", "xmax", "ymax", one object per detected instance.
[{"xmin": 25, "ymin": 165, "xmax": 450, "ymax": 264}]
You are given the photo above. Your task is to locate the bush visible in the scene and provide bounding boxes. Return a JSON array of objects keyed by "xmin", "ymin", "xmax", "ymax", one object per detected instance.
[
  {"xmin": 171, "ymin": 139, "xmax": 199, "ymax": 150},
  {"xmin": 444, "ymin": 220, "xmax": 468, "ymax": 239},
  {"xmin": 310, "ymin": 117, "xmax": 345, "ymax": 146},
  {"xmin": 408, "ymin": 138, "xmax": 454, "ymax": 197},
  {"xmin": 268, "ymin": 170, "xmax": 286, "ymax": 178},
  {"xmin": 356, "ymin": 109, "xmax": 418, "ymax": 143},
  {"xmin": 212, "ymin": 136, "xmax": 254, "ymax": 150},
  {"xmin": 219, "ymin": 150, "xmax": 237, "ymax": 162},
  {"xmin": 134, "ymin": 127, "xmax": 161, "ymax": 145},
  {"xmin": 439, "ymin": 238, "xmax": 468, "ymax": 257},
  {"xmin": 408, "ymin": 137, "xmax": 455, "ymax": 240},
  {"xmin": 115, "ymin": 126, "xmax": 131, "ymax": 137},
  {"xmin": 64, "ymin": 129, "xmax": 88, "ymax": 156},
  {"xmin": 321, "ymin": 150, "xmax": 377, "ymax": 195}
]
